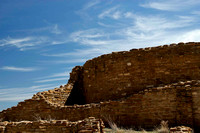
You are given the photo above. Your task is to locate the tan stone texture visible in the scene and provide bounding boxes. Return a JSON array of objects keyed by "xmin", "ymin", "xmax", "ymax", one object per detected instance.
[{"xmin": 0, "ymin": 117, "xmax": 104, "ymax": 133}]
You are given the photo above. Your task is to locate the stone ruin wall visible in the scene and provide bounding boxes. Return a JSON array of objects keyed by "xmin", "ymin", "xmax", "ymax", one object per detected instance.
[
  {"xmin": 66, "ymin": 42, "xmax": 200, "ymax": 104},
  {"xmin": 32, "ymin": 84, "xmax": 72, "ymax": 106},
  {"xmin": 0, "ymin": 96, "xmax": 101, "ymax": 123},
  {"xmin": 1, "ymin": 80, "xmax": 200, "ymax": 130},
  {"xmin": 0, "ymin": 117, "xmax": 104, "ymax": 133},
  {"xmin": 1, "ymin": 42, "xmax": 200, "ymax": 131}
]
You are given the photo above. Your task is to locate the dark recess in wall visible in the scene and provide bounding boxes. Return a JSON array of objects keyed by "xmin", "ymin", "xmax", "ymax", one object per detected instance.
[{"xmin": 65, "ymin": 66, "xmax": 86, "ymax": 105}]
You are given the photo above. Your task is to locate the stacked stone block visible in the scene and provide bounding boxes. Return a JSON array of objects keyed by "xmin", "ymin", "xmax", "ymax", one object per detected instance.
[{"xmin": 1, "ymin": 80, "xmax": 200, "ymax": 130}]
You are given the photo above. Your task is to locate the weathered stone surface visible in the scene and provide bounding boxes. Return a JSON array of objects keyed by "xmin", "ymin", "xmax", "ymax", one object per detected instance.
[
  {"xmin": 0, "ymin": 117, "xmax": 104, "ymax": 133},
  {"xmin": 32, "ymin": 83, "xmax": 72, "ymax": 106},
  {"xmin": 66, "ymin": 42, "xmax": 200, "ymax": 104}
]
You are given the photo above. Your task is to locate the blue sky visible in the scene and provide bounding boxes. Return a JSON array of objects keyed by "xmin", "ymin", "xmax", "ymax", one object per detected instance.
[{"xmin": 1, "ymin": 0, "xmax": 200, "ymax": 111}]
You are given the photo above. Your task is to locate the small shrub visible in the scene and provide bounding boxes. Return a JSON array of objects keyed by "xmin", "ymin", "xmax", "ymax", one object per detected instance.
[
  {"xmin": 105, "ymin": 118, "xmax": 144, "ymax": 133},
  {"xmin": 33, "ymin": 114, "xmax": 42, "ymax": 121},
  {"xmin": 103, "ymin": 117, "xmax": 169, "ymax": 133},
  {"xmin": 45, "ymin": 115, "xmax": 56, "ymax": 121},
  {"xmin": 33, "ymin": 114, "xmax": 57, "ymax": 121},
  {"xmin": 0, "ymin": 116, "xmax": 5, "ymax": 122},
  {"xmin": 156, "ymin": 121, "xmax": 169, "ymax": 133},
  {"xmin": 103, "ymin": 116, "xmax": 119, "ymax": 132}
]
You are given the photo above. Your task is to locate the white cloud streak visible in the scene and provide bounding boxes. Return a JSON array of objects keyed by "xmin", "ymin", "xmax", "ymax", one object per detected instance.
[
  {"xmin": 120, "ymin": 15, "xmax": 195, "ymax": 42},
  {"xmin": 141, "ymin": 0, "xmax": 200, "ymax": 11},
  {"xmin": 35, "ymin": 77, "xmax": 67, "ymax": 83},
  {"xmin": 35, "ymin": 71, "xmax": 70, "ymax": 80},
  {"xmin": 83, "ymin": 0, "xmax": 100, "ymax": 10},
  {"xmin": 1, "ymin": 66, "xmax": 38, "ymax": 72},
  {"xmin": 38, "ymin": 58, "xmax": 87, "ymax": 65},
  {"xmin": 98, "ymin": 6, "xmax": 122, "ymax": 19},
  {"xmin": 0, "ymin": 24, "xmax": 63, "ymax": 51},
  {"xmin": 43, "ymin": 48, "xmax": 104, "ymax": 58},
  {"xmin": 70, "ymin": 29, "xmax": 106, "ymax": 41},
  {"xmin": 74, "ymin": 6, "xmax": 198, "ymax": 52},
  {"xmin": 14, "ymin": 24, "xmax": 62, "ymax": 35},
  {"xmin": 53, "ymin": 59, "xmax": 88, "ymax": 64},
  {"xmin": 0, "ymin": 84, "xmax": 57, "ymax": 101},
  {"xmin": 68, "ymin": 9, "xmax": 200, "ymax": 53},
  {"xmin": 191, "ymin": 11, "xmax": 200, "ymax": 15},
  {"xmin": 76, "ymin": 0, "xmax": 100, "ymax": 20},
  {"xmin": 69, "ymin": 29, "xmax": 112, "ymax": 46},
  {"xmin": 175, "ymin": 29, "xmax": 200, "ymax": 42},
  {"xmin": 0, "ymin": 36, "xmax": 49, "ymax": 51},
  {"xmin": 50, "ymin": 24, "xmax": 62, "ymax": 35}
]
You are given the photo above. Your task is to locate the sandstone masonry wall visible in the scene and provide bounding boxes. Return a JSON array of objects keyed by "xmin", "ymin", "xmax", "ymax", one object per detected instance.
[
  {"xmin": 0, "ymin": 117, "xmax": 104, "ymax": 133},
  {"xmin": 1, "ymin": 80, "xmax": 200, "ymax": 130},
  {"xmin": 73, "ymin": 42, "xmax": 200, "ymax": 104},
  {"xmin": 191, "ymin": 81, "xmax": 200, "ymax": 130},
  {"xmin": 32, "ymin": 84, "xmax": 72, "ymax": 106},
  {"xmin": 0, "ymin": 94, "xmax": 101, "ymax": 123},
  {"xmin": 100, "ymin": 80, "xmax": 200, "ymax": 129}
]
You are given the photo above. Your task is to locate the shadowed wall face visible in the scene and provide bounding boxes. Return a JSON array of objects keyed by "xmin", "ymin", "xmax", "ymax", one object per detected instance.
[{"xmin": 65, "ymin": 66, "xmax": 86, "ymax": 105}]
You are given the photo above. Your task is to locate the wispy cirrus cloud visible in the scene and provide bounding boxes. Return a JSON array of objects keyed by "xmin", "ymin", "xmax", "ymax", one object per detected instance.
[
  {"xmin": 13, "ymin": 24, "xmax": 62, "ymax": 35},
  {"xmin": 51, "ymin": 40, "xmax": 69, "ymax": 45},
  {"xmin": 67, "ymin": 8, "xmax": 200, "ymax": 52},
  {"xmin": 0, "ymin": 36, "xmax": 49, "ymax": 51},
  {"xmin": 141, "ymin": 0, "xmax": 200, "ymax": 11},
  {"xmin": 35, "ymin": 77, "xmax": 67, "ymax": 83},
  {"xmin": 33, "ymin": 70, "xmax": 71, "ymax": 84},
  {"xmin": 51, "ymin": 59, "xmax": 88, "ymax": 64},
  {"xmin": 176, "ymin": 29, "xmax": 200, "ymax": 42},
  {"xmin": 98, "ymin": 6, "xmax": 122, "ymax": 19},
  {"xmin": 0, "ymin": 84, "xmax": 57, "ymax": 101},
  {"xmin": 1, "ymin": 66, "xmax": 38, "ymax": 72},
  {"xmin": 191, "ymin": 11, "xmax": 200, "ymax": 15},
  {"xmin": 43, "ymin": 48, "xmax": 104, "ymax": 58},
  {"xmin": 50, "ymin": 24, "xmax": 62, "ymax": 35},
  {"xmin": 70, "ymin": 29, "xmax": 106, "ymax": 41},
  {"xmin": 0, "ymin": 24, "xmax": 63, "ymax": 51},
  {"xmin": 97, "ymin": 22, "xmax": 119, "ymax": 28},
  {"xmin": 35, "ymin": 71, "xmax": 70, "ymax": 80},
  {"xmin": 38, "ymin": 58, "xmax": 87, "ymax": 65},
  {"xmin": 69, "ymin": 29, "xmax": 112, "ymax": 46},
  {"xmin": 83, "ymin": 0, "xmax": 100, "ymax": 10},
  {"xmin": 121, "ymin": 15, "xmax": 196, "ymax": 41},
  {"xmin": 76, "ymin": 0, "xmax": 100, "ymax": 20}
]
